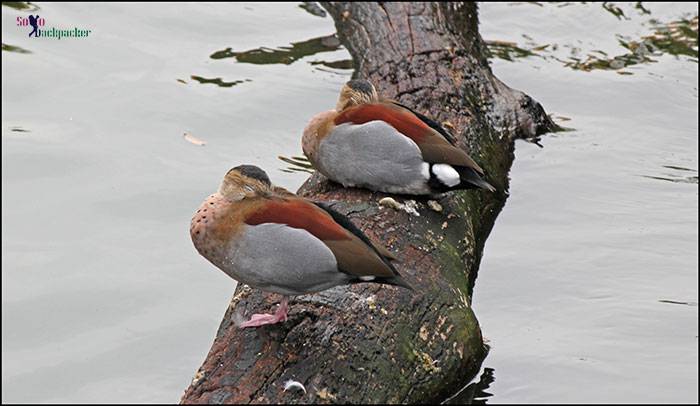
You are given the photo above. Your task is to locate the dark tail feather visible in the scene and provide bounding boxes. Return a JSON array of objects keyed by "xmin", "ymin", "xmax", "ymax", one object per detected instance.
[{"xmin": 458, "ymin": 166, "xmax": 496, "ymax": 192}]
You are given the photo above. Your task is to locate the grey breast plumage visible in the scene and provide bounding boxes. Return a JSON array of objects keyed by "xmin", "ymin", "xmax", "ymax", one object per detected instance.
[
  {"xmin": 317, "ymin": 121, "xmax": 431, "ymax": 194},
  {"xmin": 219, "ymin": 223, "xmax": 349, "ymax": 296}
]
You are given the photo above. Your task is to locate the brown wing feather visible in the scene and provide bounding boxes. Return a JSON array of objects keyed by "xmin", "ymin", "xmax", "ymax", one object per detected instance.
[
  {"xmin": 245, "ymin": 196, "xmax": 398, "ymax": 279},
  {"xmin": 335, "ymin": 102, "xmax": 484, "ymax": 174},
  {"xmin": 419, "ymin": 143, "xmax": 484, "ymax": 176},
  {"xmin": 312, "ymin": 201, "xmax": 397, "ymax": 261},
  {"xmin": 373, "ymin": 243, "xmax": 398, "ymax": 261},
  {"xmin": 324, "ymin": 240, "xmax": 397, "ymax": 278},
  {"xmin": 245, "ymin": 198, "xmax": 349, "ymax": 241}
]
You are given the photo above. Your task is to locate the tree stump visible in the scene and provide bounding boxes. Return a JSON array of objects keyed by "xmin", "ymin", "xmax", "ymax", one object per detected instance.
[{"xmin": 181, "ymin": 2, "xmax": 556, "ymax": 404}]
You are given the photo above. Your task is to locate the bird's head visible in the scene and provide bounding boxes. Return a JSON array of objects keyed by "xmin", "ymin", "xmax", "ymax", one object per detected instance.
[
  {"xmin": 219, "ymin": 165, "xmax": 272, "ymax": 201},
  {"xmin": 336, "ymin": 79, "xmax": 379, "ymax": 111}
]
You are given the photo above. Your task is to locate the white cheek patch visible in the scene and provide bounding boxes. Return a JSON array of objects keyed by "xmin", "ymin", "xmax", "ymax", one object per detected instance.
[{"xmin": 432, "ymin": 164, "xmax": 461, "ymax": 187}]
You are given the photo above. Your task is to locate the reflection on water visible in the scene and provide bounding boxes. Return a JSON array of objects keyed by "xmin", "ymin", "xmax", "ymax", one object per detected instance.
[
  {"xmin": 642, "ymin": 175, "xmax": 698, "ymax": 184},
  {"xmin": 210, "ymin": 34, "xmax": 341, "ymax": 65},
  {"xmin": 663, "ymin": 165, "xmax": 697, "ymax": 172},
  {"xmin": 602, "ymin": 2, "xmax": 631, "ymax": 20},
  {"xmin": 485, "ymin": 3, "xmax": 698, "ymax": 73},
  {"xmin": 658, "ymin": 300, "xmax": 699, "ymax": 307},
  {"xmin": 485, "ymin": 40, "xmax": 538, "ymax": 62},
  {"xmin": 298, "ymin": 1, "xmax": 326, "ymax": 18},
  {"xmin": 2, "ymin": 43, "xmax": 31, "ymax": 54},
  {"xmin": 444, "ymin": 368, "xmax": 496, "ymax": 404},
  {"xmin": 2, "ymin": 2, "xmax": 39, "ymax": 11},
  {"xmin": 642, "ymin": 165, "xmax": 698, "ymax": 184},
  {"xmin": 189, "ymin": 75, "xmax": 251, "ymax": 88},
  {"xmin": 646, "ymin": 16, "xmax": 699, "ymax": 58},
  {"xmin": 310, "ymin": 58, "xmax": 354, "ymax": 70},
  {"xmin": 565, "ymin": 16, "xmax": 699, "ymax": 72}
]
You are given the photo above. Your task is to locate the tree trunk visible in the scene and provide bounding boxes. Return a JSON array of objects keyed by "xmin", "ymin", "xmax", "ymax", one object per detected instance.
[{"xmin": 181, "ymin": 2, "xmax": 556, "ymax": 404}]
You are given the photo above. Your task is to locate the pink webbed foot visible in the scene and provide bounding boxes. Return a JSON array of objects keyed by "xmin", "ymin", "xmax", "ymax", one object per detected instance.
[{"xmin": 238, "ymin": 297, "xmax": 289, "ymax": 329}]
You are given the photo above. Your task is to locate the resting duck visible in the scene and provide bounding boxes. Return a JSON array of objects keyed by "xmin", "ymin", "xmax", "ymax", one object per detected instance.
[
  {"xmin": 190, "ymin": 165, "xmax": 410, "ymax": 328},
  {"xmin": 302, "ymin": 79, "xmax": 495, "ymax": 195}
]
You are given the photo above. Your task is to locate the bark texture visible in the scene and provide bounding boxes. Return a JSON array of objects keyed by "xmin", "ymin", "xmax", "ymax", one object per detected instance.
[{"xmin": 181, "ymin": 2, "xmax": 555, "ymax": 404}]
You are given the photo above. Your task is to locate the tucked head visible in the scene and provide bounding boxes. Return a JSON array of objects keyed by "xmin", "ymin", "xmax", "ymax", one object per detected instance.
[
  {"xmin": 336, "ymin": 79, "xmax": 379, "ymax": 111},
  {"xmin": 219, "ymin": 165, "xmax": 271, "ymax": 200}
]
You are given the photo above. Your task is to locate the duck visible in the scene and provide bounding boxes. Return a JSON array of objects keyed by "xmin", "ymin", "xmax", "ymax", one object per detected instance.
[
  {"xmin": 302, "ymin": 79, "xmax": 496, "ymax": 195},
  {"xmin": 190, "ymin": 165, "xmax": 411, "ymax": 328}
]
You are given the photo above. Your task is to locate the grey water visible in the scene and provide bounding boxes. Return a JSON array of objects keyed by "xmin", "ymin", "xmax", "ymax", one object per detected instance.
[{"xmin": 1, "ymin": 2, "xmax": 697, "ymax": 403}]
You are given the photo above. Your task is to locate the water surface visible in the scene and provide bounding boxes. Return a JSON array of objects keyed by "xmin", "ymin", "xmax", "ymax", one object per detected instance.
[{"xmin": 474, "ymin": 2, "xmax": 698, "ymax": 403}]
